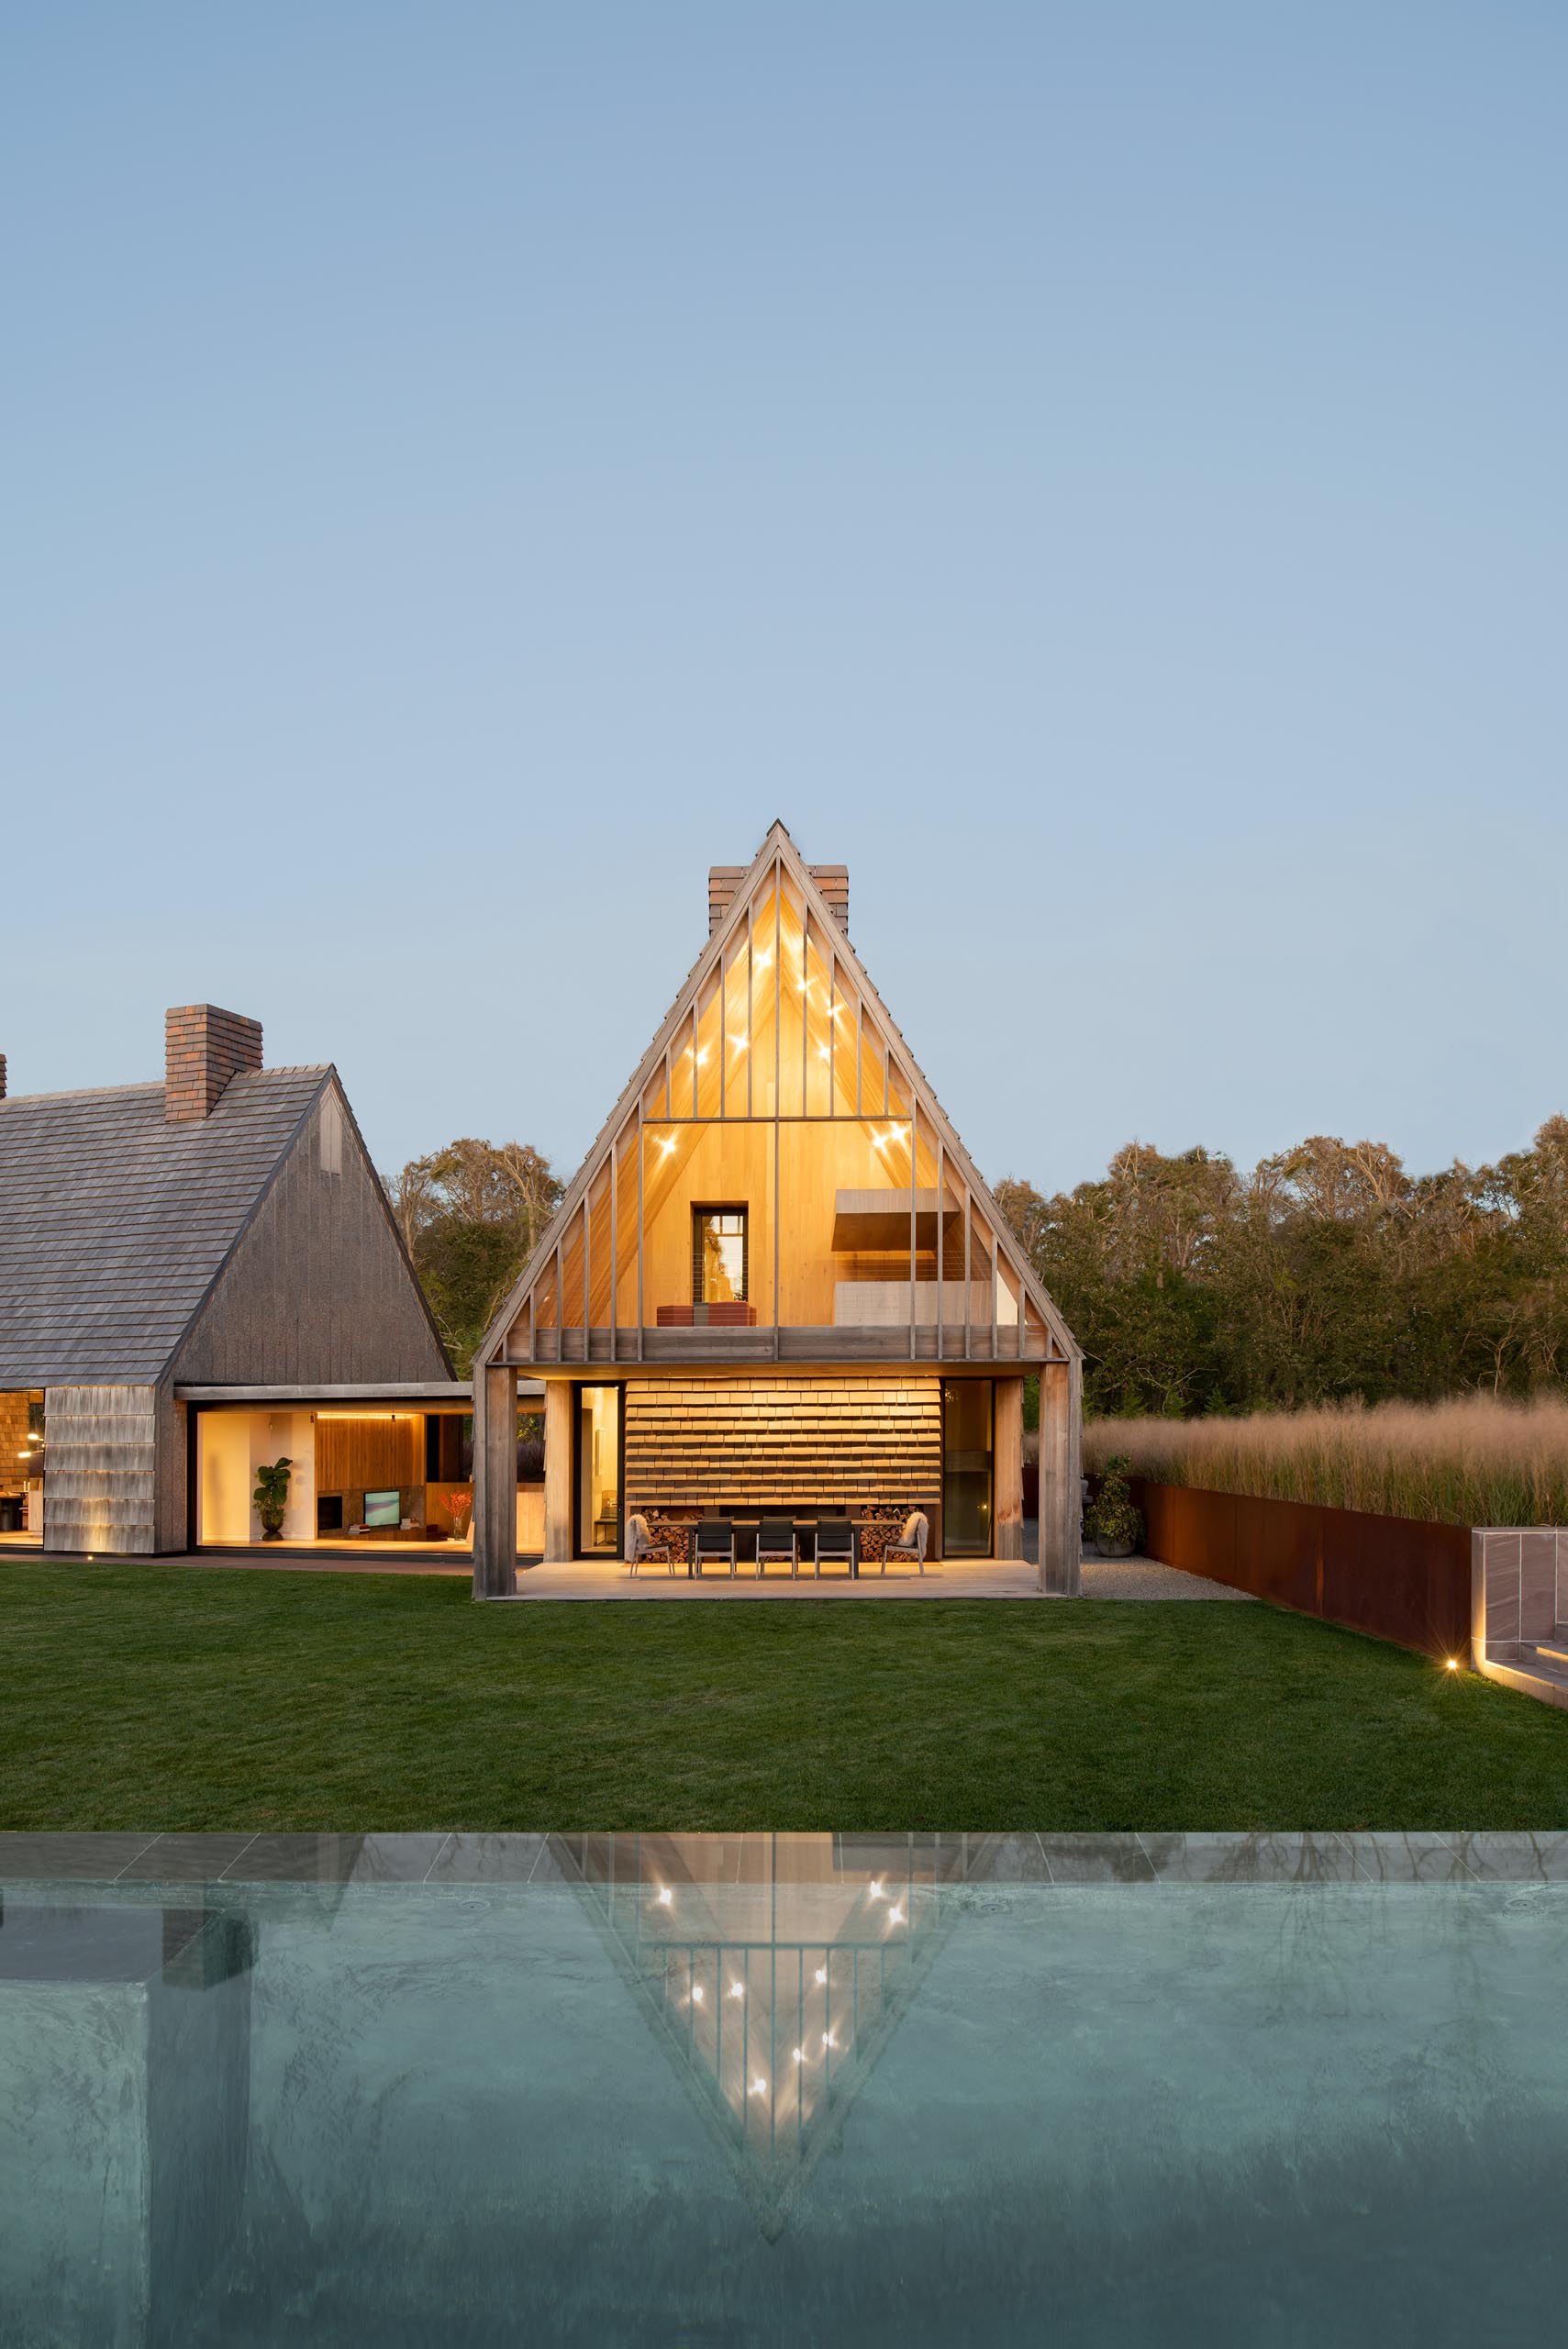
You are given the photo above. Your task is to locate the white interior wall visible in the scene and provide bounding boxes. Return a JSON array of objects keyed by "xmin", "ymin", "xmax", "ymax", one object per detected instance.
[{"xmin": 198, "ymin": 1411, "xmax": 317, "ymax": 1542}]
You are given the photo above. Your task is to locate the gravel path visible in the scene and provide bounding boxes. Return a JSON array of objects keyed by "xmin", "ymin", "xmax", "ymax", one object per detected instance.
[{"xmin": 1079, "ymin": 1553, "xmax": 1255, "ymax": 1601}]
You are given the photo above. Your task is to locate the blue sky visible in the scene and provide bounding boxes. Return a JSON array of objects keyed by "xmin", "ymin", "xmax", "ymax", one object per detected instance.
[{"xmin": 6, "ymin": 4, "xmax": 1564, "ymax": 1195}]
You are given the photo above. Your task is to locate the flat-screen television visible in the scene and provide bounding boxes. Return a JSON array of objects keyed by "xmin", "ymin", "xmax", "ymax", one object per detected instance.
[{"xmin": 363, "ymin": 1489, "xmax": 400, "ymax": 1529}]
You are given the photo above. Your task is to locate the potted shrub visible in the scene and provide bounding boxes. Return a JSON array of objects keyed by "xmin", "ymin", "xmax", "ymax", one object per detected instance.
[
  {"xmin": 1085, "ymin": 1453, "xmax": 1142, "ymax": 1559},
  {"xmin": 253, "ymin": 1457, "xmax": 293, "ymax": 1542}
]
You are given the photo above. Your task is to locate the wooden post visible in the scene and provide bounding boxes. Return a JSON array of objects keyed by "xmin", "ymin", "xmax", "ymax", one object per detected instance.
[
  {"xmin": 1038, "ymin": 1358, "xmax": 1081, "ymax": 1595},
  {"xmin": 995, "ymin": 1375, "xmax": 1024, "ymax": 1561},
  {"xmin": 472, "ymin": 1362, "xmax": 517, "ymax": 1598},
  {"xmin": 544, "ymin": 1379, "xmax": 573, "ymax": 1562}
]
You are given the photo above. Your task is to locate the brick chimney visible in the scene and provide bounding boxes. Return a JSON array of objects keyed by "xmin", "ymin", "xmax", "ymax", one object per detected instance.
[
  {"xmin": 708, "ymin": 863, "xmax": 849, "ymax": 935},
  {"xmin": 165, "ymin": 1004, "xmax": 262, "ymax": 1122}
]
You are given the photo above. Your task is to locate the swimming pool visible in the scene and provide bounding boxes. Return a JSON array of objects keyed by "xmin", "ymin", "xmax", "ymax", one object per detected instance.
[{"xmin": 2, "ymin": 1831, "xmax": 1564, "ymax": 2344}]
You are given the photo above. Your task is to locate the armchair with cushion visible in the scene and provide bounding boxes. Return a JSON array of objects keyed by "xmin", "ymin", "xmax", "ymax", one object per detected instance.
[
  {"xmin": 626, "ymin": 1513, "xmax": 675, "ymax": 1577},
  {"xmin": 880, "ymin": 1510, "xmax": 929, "ymax": 1575}
]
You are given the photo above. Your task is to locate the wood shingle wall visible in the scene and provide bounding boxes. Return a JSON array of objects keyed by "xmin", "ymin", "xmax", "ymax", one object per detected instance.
[
  {"xmin": 623, "ymin": 1375, "xmax": 940, "ymax": 1515},
  {"xmin": 43, "ymin": 1385, "xmax": 159, "ymax": 1554},
  {"xmin": 172, "ymin": 1089, "xmax": 449, "ymax": 1387}
]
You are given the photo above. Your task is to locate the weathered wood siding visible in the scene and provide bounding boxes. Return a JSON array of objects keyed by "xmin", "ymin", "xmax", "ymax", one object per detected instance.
[
  {"xmin": 623, "ymin": 1375, "xmax": 941, "ymax": 1520},
  {"xmin": 43, "ymin": 1385, "xmax": 159, "ymax": 1554},
  {"xmin": 172, "ymin": 1086, "xmax": 448, "ymax": 1386}
]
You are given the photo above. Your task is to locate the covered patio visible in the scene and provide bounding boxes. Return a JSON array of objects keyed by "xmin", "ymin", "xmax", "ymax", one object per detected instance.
[{"xmin": 506, "ymin": 1553, "xmax": 1043, "ymax": 1599}]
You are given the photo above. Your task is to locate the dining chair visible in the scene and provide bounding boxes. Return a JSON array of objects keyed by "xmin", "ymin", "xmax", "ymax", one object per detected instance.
[
  {"xmin": 693, "ymin": 1518, "xmax": 737, "ymax": 1578},
  {"xmin": 755, "ymin": 1517, "xmax": 798, "ymax": 1578},
  {"xmin": 815, "ymin": 1519, "xmax": 857, "ymax": 1579}
]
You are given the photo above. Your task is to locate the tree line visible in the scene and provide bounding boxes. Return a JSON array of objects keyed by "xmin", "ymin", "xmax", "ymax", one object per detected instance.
[
  {"xmin": 995, "ymin": 1119, "xmax": 1568, "ymax": 1419},
  {"xmin": 384, "ymin": 1119, "xmax": 1568, "ymax": 1413},
  {"xmin": 388, "ymin": 1139, "xmax": 563, "ymax": 1373}
]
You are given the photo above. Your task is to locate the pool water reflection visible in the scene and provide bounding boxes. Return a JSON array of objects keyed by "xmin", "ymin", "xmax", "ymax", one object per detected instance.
[{"xmin": 2, "ymin": 1831, "xmax": 1565, "ymax": 2345}]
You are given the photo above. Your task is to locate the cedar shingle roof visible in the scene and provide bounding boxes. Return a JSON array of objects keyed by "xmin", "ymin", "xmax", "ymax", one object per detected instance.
[{"xmin": 0, "ymin": 1066, "xmax": 329, "ymax": 1386}]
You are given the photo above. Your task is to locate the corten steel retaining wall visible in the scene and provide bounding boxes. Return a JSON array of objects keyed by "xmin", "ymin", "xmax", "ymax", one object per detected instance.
[{"xmin": 1130, "ymin": 1479, "xmax": 1474, "ymax": 1662}]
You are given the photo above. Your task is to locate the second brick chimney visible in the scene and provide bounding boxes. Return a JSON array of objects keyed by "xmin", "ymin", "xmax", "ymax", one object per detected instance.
[
  {"xmin": 709, "ymin": 863, "xmax": 849, "ymax": 936},
  {"xmin": 165, "ymin": 1004, "xmax": 262, "ymax": 1122}
]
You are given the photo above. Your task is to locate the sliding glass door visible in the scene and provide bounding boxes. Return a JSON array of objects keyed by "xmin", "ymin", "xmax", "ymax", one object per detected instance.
[
  {"xmin": 941, "ymin": 1379, "xmax": 994, "ymax": 1556},
  {"xmin": 574, "ymin": 1386, "xmax": 624, "ymax": 1557}
]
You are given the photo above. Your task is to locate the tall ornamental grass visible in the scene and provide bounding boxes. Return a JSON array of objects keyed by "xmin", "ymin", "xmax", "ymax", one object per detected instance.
[{"xmin": 1083, "ymin": 1397, "xmax": 1568, "ymax": 1529}]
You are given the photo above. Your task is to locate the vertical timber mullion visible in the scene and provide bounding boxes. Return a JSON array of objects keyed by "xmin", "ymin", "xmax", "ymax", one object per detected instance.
[
  {"xmin": 908, "ymin": 1090, "xmax": 917, "ymax": 1363},
  {"xmin": 773, "ymin": 859, "xmax": 781, "ymax": 1362}
]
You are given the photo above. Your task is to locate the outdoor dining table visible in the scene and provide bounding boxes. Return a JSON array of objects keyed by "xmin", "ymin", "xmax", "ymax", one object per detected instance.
[{"xmin": 643, "ymin": 1517, "xmax": 898, "ymax": 1577}]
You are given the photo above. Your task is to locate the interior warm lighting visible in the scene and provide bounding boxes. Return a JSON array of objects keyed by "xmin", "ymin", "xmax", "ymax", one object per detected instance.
[
  {"xmin": 749, "ymin": 2076, "xmax": 767, "ymax": 2096},
  {"xmin": 16, "ymin": 1451, "xmax": 29, "ymax": 1460},
  {"xmin": 792, "ymin": 2046, "xmax": 805, "ymax": 2064},
  {"xmin": 656, "ymin": 1887, "xmax": 673, "ymax": 1907},
  {"xmin": 817, "ymin": 1044, "xmax": 831, "ymax": 1061},
  {"xmin": 868, "ymin": 1879, "xmax": 884, "ymax": 1899},
  {"xmin": 729, "ymin": 1035, "xmax": 747, "ymax": 1052},
  {"xmin": 887, "ymin": 1902, "xmax": 906, "ymax": 1925},
  {"xmin": 695, "ymin": 1047, "xmax": 709, "ymax": 1066},
  {"xmin": 728, "ymin": 1981, "xmax": 745, "ymax": 1999},
  {"xmin": 814, "ymin": 1966, "xmax": 828, "ymax": 1986},
  {"xmin": 658, "ymin": 1137, "xmax": 676, "ymax": 1157},
  {"xmin": 823, "ymin": 2031, "xmax": 838, "ymax": 2050},
  {"xmin": 691, "ymin": 1983, "xmax": 706, "ymax": 2004}
]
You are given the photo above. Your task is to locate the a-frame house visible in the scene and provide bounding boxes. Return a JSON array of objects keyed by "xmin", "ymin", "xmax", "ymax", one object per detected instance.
[{"xmin": 471, "ymin": 823, "xmax": 1082, "ymax": 1593}]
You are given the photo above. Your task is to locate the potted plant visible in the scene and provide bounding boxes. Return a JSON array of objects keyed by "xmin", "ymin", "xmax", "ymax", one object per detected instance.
[
  {"xmin": 1085, "ymin": 1453, "xmax": 1142, "ymax": 1559},
  {"xmin": 253, "ymin": 1457, "xmax": 293, "ymax": 1542}
]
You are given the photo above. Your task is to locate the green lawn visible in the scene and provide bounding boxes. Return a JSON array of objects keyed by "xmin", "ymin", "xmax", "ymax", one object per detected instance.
[{"xmin": 5, "ymin": 1562, "xmax": 1567, "ymax": 1831}]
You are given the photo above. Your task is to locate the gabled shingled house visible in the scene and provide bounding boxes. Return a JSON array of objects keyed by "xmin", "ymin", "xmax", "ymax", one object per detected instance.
[
  {"xmin": 469, "ymin": 822, "xmax": 1084, "ymax": 1594},
  {"xmin": 0, "ymin": 1007, "xmax": 451, "ymax": 1554}
]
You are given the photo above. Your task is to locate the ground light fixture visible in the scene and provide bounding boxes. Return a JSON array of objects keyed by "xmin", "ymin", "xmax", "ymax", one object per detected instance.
[{"xmin": 1447, "ymin": 1658, "xmax": 1460, "ymax": 1672}]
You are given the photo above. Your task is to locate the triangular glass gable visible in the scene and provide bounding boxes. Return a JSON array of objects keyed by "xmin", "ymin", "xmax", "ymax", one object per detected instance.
[{"xmin": 485, "ymin": 825, "xmax": 1075, "ymax": 1372}]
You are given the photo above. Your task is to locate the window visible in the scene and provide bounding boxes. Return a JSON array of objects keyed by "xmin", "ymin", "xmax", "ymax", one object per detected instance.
[{"xmin": 693, "ymin": 1206, "xmax": 748, "ymax": 1305}]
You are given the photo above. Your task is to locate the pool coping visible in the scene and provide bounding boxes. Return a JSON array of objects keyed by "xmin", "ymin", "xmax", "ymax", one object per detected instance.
[{"xmin": 2, "ymin": 1829, "xmax": 1567, "ymax": 1887}]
